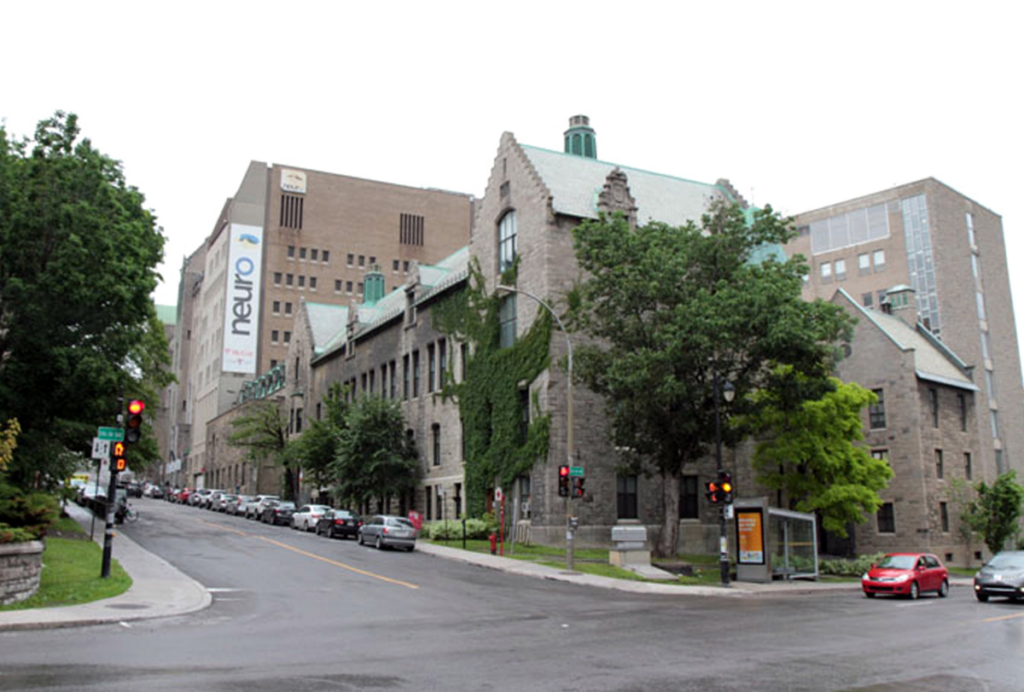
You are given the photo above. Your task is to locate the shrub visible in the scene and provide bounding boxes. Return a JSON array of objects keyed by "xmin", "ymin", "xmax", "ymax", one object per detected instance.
[
  {"xmin": 422, "ymin": 518, "xmax": 493, "ymax": 540},
  {"xmin": 0, "ymin": 481, "xmax": 60, "ymax": 544},
  {"xmin": 819, "ymin": 552, "xmax": 885, "ymax": 577}
]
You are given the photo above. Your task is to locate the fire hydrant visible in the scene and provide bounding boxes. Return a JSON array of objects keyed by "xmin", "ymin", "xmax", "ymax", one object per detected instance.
[{"xmin": 489, "ymin": 532, "xmax": 497, "ymax": 555}]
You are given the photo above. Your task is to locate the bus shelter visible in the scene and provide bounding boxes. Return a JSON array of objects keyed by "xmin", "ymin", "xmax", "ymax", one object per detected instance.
[{"xmin": 734, "ymin": 498, "xmax": 818, "ymax": 583}]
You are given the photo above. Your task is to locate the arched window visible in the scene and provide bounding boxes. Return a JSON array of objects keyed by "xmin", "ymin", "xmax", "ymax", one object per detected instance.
[{"xmin": 498, "ymin": 210, "xmax": 517, "ymax": 272}]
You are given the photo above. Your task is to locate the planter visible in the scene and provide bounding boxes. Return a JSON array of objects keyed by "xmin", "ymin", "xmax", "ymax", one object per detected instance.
[{"xmin": 0, "ymin": 540, "xmax": 45, "ymax": 606}]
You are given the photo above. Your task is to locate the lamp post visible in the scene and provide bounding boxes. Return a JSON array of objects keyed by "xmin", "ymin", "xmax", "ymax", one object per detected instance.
[
  {"xmin": 496, "ymin": 285, "xmax": 576, "ymax": 571},
  {"xmin": 713, "ymin": 364, "xmax": 735, "ymax": 587}
]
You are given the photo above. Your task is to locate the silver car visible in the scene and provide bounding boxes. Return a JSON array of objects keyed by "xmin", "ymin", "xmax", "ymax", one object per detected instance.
[
  {"xmin": 291, "ymin": 504, "xmax": 332, "ymax": 531},
  {"xmin": 357, "ymin": 515, "xmax": 418, "ymax": 551},
  {"xmin": 245, "ymin": 494, "xmax": 280, "ymax": 519}
]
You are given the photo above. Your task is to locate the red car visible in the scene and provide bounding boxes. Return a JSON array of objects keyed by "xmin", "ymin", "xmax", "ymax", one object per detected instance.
[
  {"xmin": 176, "ymin": 487, "xmax": 193, "ymax": 505},
  {"xmin": 862, "ymin": 552, "xmax": 949, "ymax": 599}
]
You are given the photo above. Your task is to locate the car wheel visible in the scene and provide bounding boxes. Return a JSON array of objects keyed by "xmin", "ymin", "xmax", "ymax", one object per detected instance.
[
  {"xmin": 938, "ymin": 580, "xmax": 949, "ymax": 598},
  {"xmin": 406, "ymin": 545, "xmax": 415, "ymax": 552},
  {"xmin": 908, "ymin": 581, "xmax": 919, "ymax": 600},
  {"xmin": 357, "ymin": 533, "xmax": 364, "ymax": 546},
  {"xmin": 976, "ymin": 592, "xmax": 989, "ymax": 602},
  {"xmin": 303, "ymin": 520, "xmax": 310, "ymax": 532},
  {"xmin": 375, "ymin": 536, "xmax": 383, "ymax": 550},
  {"xmin": 864, "ymin": 592, "xmax": 876, "ymax": 598}
]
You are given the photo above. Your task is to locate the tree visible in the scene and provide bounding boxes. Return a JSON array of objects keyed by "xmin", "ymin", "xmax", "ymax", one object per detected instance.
[
  {"xmin": 332, "ymin": 395, "xmax": 418, "ymax": 512},
  {"xmin": 568, "ymin": 201, "xmax": 853, "ymax": 557},
  {"xmin": 746, "ymin": 375, "xmax": 893, "ymax": 536},
  {"xmin": 227, "ymin": 400, "xmax": 295, "ymax": 499},
  {"xmin": 0, "ymin": 112, "xmax": 169, "ymax": 489},
  {"xmin": 960, "ymin": 471, "xmax": 1024, "ymax": 554},
  {"xmin": 290, "ymin": 382, "xmax": 349, "ymax": 498}
]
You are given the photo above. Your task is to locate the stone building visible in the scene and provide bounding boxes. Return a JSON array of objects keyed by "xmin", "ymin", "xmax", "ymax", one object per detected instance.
[
  {"xmin": 830, "ymin": 287, "xmax": 984, "ymax": 564},
  {"xmin": 166, "ymin": 162, "xmax": 472, "ymax": 490},
  {"xmin": 788, "ymin": 180, "xmax": 1024, "ymax": 483}
]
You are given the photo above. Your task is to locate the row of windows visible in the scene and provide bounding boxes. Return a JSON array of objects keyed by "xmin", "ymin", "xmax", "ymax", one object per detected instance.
[
  {"xmin": 287, "ymin": 246, "xmax": 330, "ymax": 263},
  {"xmin": 342, "ymin": 339, "xmax": 467, "ymax": 404},
  {"xmin": 273, "ymin": 273, "xmax": 319, "ymax": 289},
  {"xmin": 877, "ymin": 501, "xmax": 951, "ymax": 534},
  {"xmin": 423, "ymin": 482, "xmax": 463, "ymax": 521},
  {"xmin": 270, "ymin": 330, "xmax": 291, "ymax": 345},
  {"xmin": 869, "ymin": 388, "xmax": 969, "ymax": 432},
  {"xmin": 616, "ymin": 474, "xmax": 704, "ymax": 521},
  {"xmin": 819, "ymin": 249, "xmax": 885, "ymax": 282}
]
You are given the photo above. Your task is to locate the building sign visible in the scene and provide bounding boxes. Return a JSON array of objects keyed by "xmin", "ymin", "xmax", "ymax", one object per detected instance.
[
  {"xmin": 737, "ymin": 509, "xmax": 765, "ymax": 565},
  {"xmin": 280, "ymin": 169, "xmax": 307, "ymax": 194},
  {"xmin": 222, "ymin": 224, "xmax": 264, "ymax": 373}
]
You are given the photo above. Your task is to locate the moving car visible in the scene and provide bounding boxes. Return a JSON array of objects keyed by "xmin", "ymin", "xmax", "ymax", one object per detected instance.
[
  {"xmin": 358, "ymin": 514, "xmax": 417, "ymax": 551},
  {"xmin": 291, "ymin": 504, "xmax": 332, "ymax": 531},
  {"xmin": 973, "ymin": 550, "xmax": 1024, "ymax": 602},
  {"xmin": 862, "ymin": 553, "xmax": 949, "ymax": 599},
  {"xmin": 316, "ymin": 509, "xmax": 363, "ymax": 539}
]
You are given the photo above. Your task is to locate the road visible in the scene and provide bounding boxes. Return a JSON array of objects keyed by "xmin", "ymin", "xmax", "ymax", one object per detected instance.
[{"xmin": 1, "ymin": 499, "xmax": 1022, "ymax": 691}]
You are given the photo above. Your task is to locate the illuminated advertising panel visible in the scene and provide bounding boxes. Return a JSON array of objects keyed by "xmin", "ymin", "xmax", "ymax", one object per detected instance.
[
  {"xmin": 737, "ymin": 509, "xmax": 765, "ymax": 565},
  {"xmin": 222, "ymin": 224, "xmax": 264, "ymax": 373}
]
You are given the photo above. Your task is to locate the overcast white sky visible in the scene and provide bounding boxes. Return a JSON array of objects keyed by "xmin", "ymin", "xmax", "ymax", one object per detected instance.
[{"xmin": 4, "ymin": 1, "xmax": 1022, "ymax": 336}]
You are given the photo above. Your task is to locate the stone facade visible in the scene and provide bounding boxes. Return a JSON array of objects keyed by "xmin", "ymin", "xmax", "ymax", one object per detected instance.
[{"xmin": 0, "ymin": 541, "xmax": 44, "ymax": 606}]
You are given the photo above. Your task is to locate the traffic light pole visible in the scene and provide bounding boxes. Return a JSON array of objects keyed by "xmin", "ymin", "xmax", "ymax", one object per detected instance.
[
  {"xmin": 101, "ymin": 448, "xmax": 118, "ymax": 579},
  {"xmin": 713, "ymin": 367, "xmax": 730, "ymax": 587}
]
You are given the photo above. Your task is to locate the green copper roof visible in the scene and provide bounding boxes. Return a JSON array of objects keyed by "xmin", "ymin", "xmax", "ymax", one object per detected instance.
[{"xmin": 155, "ymin": 304, "xmax": 177, "ymax": 325}]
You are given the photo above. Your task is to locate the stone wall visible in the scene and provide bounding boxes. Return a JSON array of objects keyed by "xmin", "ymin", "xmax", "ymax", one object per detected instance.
[{"xmin": 0, "ymin": 540, "xmax": 44, "ymax": 606}]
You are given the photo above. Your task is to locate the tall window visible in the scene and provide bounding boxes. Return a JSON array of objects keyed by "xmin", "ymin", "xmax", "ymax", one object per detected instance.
[
  {"xmin": 940, "ymin": 502, "xmax": 950, "ymax": 533},
  {"xmin": 403, "ymin": 355, "xmax": 410, "ymax": 400},
  {"xmin": 680, "ymin": 475, "xmax": 699, "ymax": 519},
  {"xmin": 498, "ymin": 211, "xmax": 517, "ymax": 272},
  {"xmin": 425, "ymin": 484, "xmax": 432, "ymax": 521},
  {"xmin": 877, "ymin": 502, "xmax": 895, "ymax": 534},
  {"xmin": 958, "ymin": 394, "xmax": 967, "ymax": 432},
  {"xmin": 617, "ymin": 475, "xmax": 638, "ymax": 520},
  {"xmin": 519, "ymin": 388, "xmax": 530, "ymax": 444},
  {"xmin": 869, "ymin": 389, "xmax": 886, "ymax": 429},
  {"xmin": 390, "ymin": 360, "xmax": 397, "ymax": 400},
  {"xmin": 432, "ymin": 424, "xmax": 441, "ymax": 466},
  {"xmin": 935, "ymin": 449, "xmax": 944, "ymax": 479},
  {"xmin": 438, "ymin": 338, "xmax": 447, "ymax": 383},
  {"xmin": 461, "ymin": 343, "xmax": 468, "ymax": 381},
  {"xmin": 412, "ymin": 350, "xmax": 420, "ymax": 397},
  {"xmin": 929, "ymin": 388, "xmax": 939, "ymax": 428},
  {"xmin": 428, "ymin": 344, "xmax": 436, "ymax": 393},
  {"xmin": 280, "ymin": 194, "xmax": 303, "ymax": 229},
  {"xmin": 964, "ymin": 452, "xmax": 973, "ymax": 480},
  {"xmin": 499, "ymin": 295, "xmax": 517, "ymax": 348}
]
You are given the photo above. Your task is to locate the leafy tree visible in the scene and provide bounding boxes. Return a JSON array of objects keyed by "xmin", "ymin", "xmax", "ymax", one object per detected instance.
[
  {"xmin": 0, "ymin": 112, "xmax": 169, "ymax": 490},
  {"xmin": 567, "ymin": 201, "xmax": 853, "ymax": 557},
  {"xmin": 746, "ymin": 375, "xmax": 893, "ymax": 536},
  {"xmin": 332, "ymin": 395, "xmax": 418, "ymax": 512},
  {"xmin": 227, "ymin": 400, "xmax": 296, "ymax": 500},
  {"xmin": 290, "ymin": 382, "xmax": 349, "ymax": 498},
  {"xmin": 960, "ymin": 471, "xmax": 1024, "ymax": 554},
  {"xmin": 0, "ymin": 418, "xmax": 58, "ymax": 543}
]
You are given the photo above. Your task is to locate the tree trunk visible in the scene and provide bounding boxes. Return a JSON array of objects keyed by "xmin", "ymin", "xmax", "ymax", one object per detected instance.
[{"xmin": 656, "ymin": 469, "xmax": 681, "ymax": 558}]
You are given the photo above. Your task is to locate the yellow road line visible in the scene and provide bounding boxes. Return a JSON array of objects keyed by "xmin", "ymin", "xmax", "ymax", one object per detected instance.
[
  {"xmin": 256, "ymin": 536, "xmax": 419, "ymax": 590},
  {"xmin": 197, "ymin": 518, "xmax": 418, "ymax": 589},
  {"xmin": 982, "ymin": 611, "xmax": 1024, "ymax": 623}
]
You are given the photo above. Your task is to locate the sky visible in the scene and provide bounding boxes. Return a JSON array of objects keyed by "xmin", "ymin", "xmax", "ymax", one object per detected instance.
[{"xmin": 3, "ymin": 1, "xmax": 1022, "ymax": 324}]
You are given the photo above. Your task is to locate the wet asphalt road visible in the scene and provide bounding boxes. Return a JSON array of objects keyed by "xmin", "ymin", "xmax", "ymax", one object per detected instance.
[{"xmin": 2, "ymin": 498, "xmax": 1022, "ymax": 691}]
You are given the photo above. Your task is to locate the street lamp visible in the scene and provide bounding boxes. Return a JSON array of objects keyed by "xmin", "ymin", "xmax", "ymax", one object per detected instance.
[
  {"xmin": 495, "ymin": 285, "xmax": 576, "ymax": 571},
  {"xmin": 713, "ymin": 364, "xmax": 735, "ymax": 587}
]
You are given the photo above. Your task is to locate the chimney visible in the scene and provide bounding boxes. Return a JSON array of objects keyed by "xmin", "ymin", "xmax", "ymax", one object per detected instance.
[
  {"xmin": 363, "ymin": 265, "xmax": 386, "ymax": 306},
  {"xmin": 885, "ymin": 284, "xmax": 918, "ymax": 321}
]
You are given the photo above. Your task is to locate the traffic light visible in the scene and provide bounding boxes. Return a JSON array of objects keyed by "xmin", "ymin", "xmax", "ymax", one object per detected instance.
[
  {"xmin": 112, "ymin": 441, "xmax": 127, "ymax": 473},
  {"xmin": 718, "ymin": 470, "xmax": 734, "ymax": 504},
  {"xmin": 571, "ymin": 476, "xmax": 585, "ymax": 498},
  {"xmin": 558, "ymin": 465, "xmax": 570, "ymax": 497},
  {"xmin": 125, "ymin": 399, "xmax": 145, "ymax": 444},
  {"xmin": 705, "ymin": 479, "xmax": 721, "ymax": 504}
]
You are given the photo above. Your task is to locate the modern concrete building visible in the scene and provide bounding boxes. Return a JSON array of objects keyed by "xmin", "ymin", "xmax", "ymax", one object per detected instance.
[
  {"xmin": 788, "ymin": 180, "xmax": 1024, "ymax": 486},
  {"xmin": 167, "ymin": 162, "xmax": 473, "ymax": 490}
]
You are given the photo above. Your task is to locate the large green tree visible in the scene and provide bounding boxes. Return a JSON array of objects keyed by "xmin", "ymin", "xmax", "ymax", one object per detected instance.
[
  {"xmin": 746, "ymin": 375, "xmax": 893, "ymax": 536},
  {"xmin": 0, "ymin": 112, "xmax": 169, "ymax": 489},
  {"xmin": 290, "ymin": 382, "xmax": 349, "ymax": 497},
  {"xmin": 332, "ymin": 395, "xmax": 418, "ymax": 512},
  {"xmin": 568, "ymin": 200, "xmax": 853, "ymax": 556},
  {"xmin": 228, "ymin": 400, "xmax": 296, "ymax": 499}
]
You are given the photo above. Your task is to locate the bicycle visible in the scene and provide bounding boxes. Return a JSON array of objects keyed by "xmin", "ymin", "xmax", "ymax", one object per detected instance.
[{"xmin": 117, "ymin": 503, "xmax": 139, "ymax": 524}]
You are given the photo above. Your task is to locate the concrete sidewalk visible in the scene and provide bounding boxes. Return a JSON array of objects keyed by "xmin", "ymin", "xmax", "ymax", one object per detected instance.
[
  {"xmin": 1, "ymin": 506, "xmax": 972, "ymax": 631},
  {"xmin": 0, "ymin": 503, "xmax": 211, "ymax": 631}
]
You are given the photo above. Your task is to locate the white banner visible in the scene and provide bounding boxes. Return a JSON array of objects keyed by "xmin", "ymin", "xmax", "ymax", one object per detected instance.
[{"xmin": 222, "ymin": 223, "xmax": 264, "ymax": 373}]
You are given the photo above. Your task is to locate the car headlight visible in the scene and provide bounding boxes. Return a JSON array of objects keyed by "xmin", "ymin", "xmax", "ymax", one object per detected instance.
[
  {"xmin": 862, "ymin": 573, "xmax": 870, "ymax": 581},
  {"xmin": 894, "ymin": 574, "xmax": 910, "ymax": 583}
]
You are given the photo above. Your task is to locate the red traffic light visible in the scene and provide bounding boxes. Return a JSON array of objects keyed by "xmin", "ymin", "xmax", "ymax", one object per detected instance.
[
  {"xmin": 128, "ymin": 400, "xmax": 145, "ymax": 415},
  {"xmin": 125, "ymin": 399, "xmax": 145, "ymax": 444},
  {"xmin": 559, "ymin": 465, "xmax": 570, "ymax": 477}
]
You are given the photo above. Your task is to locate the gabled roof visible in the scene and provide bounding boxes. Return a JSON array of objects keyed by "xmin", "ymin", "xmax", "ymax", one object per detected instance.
[
  {"xmin": 303, "ymin": 302, "xmax": 349, "ymax": 355},
  {"xmin": 835, "ymin": 289, "xmax": 978, "ymax": 391},
  {"xmin": 313, "ymin": 247, "xmax": 470, "ymax": 364},
  {"xmin": 520, "ymin": 145, "xmax": 729, "ymax": 227}
]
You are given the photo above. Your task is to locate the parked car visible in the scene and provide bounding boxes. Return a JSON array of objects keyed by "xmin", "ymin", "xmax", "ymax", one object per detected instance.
[
  {"xmin": 973, "ymin": 550, "xmax": 1024, "ymax": 602},
  {"xmin": 262, "ymin": 501, "xmax": 297, "ymax": 525},
  {"xmin": 216, "ymin": 493, "xmax": 238, "ymax": 512},
  {"xmin": 245, "ymin": 495, "xmax": 280, "ymax": 519},
  {"xmin": 175, "ymin": 488, "xmax": 192, "ymax": 504},
  {"xmin": 190, "ymin": 488, "xmax": 213, "ymax": 507},
  {"xmin": 144, "ymin": 484, "xmax": 165, "ymax": 499},
  {"xmin": 201, "ymin": 490, "xmax": 225, "ymax": 510},
  {"xmin": 228, "ymin": 495, "xmax": 254, "ymax": 516},
  {"xmin": 862, "ymin": 553, "xmax": 949, "ymax": 599},
  {"xmin": 291, "ymin": 504, "xmax": 332, "ymax": 531},
  {"xmin": 316, "ymin": 509, "xmax": 363, "ymax": 539},
  {"xmin": 358, "ymin": 514, "xmax": 417, "ymax": 551}
]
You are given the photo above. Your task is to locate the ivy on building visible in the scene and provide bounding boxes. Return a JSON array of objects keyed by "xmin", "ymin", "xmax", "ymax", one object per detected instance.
[{"xmin": 432, "ymin": 259, "xmax": 552, "ymax": 517}]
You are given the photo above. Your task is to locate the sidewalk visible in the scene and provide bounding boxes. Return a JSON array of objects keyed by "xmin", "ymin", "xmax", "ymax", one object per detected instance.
[
  {"xmin": 1, "ymin": 508, "xmax": 972, "ymax": 631},
  {"xmin": 0, "ymin": 503, "xmax": 211, "ymax": 631}
]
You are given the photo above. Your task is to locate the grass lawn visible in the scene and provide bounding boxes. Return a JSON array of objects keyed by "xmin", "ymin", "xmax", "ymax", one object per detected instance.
[{"xmin": 0, "ymin": 517, "xmax": 132, "ymax": 611}]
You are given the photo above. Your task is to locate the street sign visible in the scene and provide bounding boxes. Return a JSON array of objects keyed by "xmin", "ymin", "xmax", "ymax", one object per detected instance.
[
  {"xmin": 91, "ymin": 438, "xmax": 111, "ymax": 460},
  {"xmin": 98, "ymin": 427, "xmax": 124, "ymax": 442},
  {"xmin": 494, "ymin": 487, "xmax": 503, "ymax": 502},
  {"xmin": 569, "ymin": 466, "xmax": 584, "ymax": 477}
]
